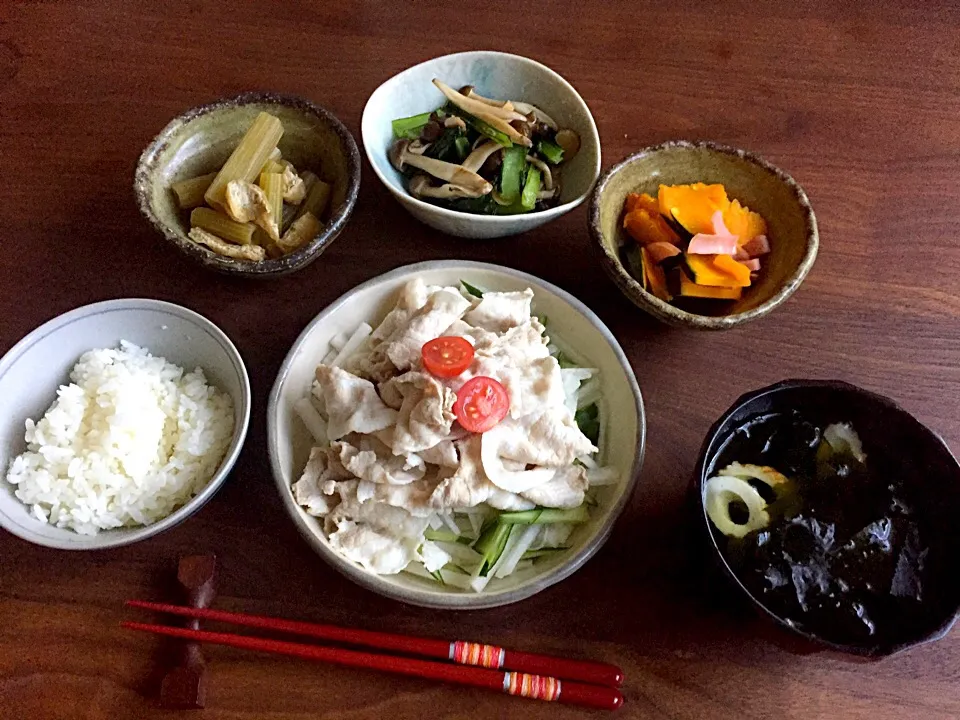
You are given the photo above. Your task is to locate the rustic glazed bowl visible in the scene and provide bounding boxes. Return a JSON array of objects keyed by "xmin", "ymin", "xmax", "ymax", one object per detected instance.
[
  {"xmin": 268, "ymin": 261, "xmax": 645, "ymax": 609},
  {"xmin": 694, "ymin": 380, "xmax": 960, "ymax": 657},
  {"xmin": 0, "ymin": 299, "xmax": 251, "ymax": 550},
  {"xmin": 136, "ymin": 92, "xmax": 361, "ymax": 278},
  {"xmin": 361, "ymin": 51, "xmax": 601, "ymax": 239},
  {"xmin": 588, "ymin": 141, "xmax": 818, "ymax": 330}
]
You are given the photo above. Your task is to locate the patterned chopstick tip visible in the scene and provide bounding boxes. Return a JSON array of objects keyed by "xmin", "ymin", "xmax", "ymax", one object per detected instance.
[
  {"xmin": 449, "ymin": 641, "xmax": 505, "ymax": 669},
  {"xmin": 503, "ymin": 672, "xmax": 561, "ymax": 702}
]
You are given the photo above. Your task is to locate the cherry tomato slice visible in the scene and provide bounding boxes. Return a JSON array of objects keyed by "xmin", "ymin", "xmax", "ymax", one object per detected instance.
[
  {"xmin": 422, "ymin": 336, "xmax": 475, "ymax": 378},
  {"xmin": 454, "ymin": 376, "xmax": 510, "ymax": 433}
]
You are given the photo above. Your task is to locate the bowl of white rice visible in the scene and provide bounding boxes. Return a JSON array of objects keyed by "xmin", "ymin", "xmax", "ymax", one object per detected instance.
[{"xmin": 0, "ymin": 299, "xmax": 250, "ymax": 550}]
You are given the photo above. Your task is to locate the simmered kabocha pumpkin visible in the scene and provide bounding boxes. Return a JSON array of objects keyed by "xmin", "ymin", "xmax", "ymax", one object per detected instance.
[{"xmin": 620, "ymin": 184, "xmax": 771, "ymax": 305}]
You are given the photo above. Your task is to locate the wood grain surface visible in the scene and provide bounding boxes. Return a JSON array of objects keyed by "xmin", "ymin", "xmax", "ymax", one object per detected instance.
[{"xmin": 2, "ymin": 1, "xmax": 960, "ymax": 718}]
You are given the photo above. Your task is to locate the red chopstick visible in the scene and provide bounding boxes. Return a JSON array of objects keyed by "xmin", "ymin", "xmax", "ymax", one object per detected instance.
[
  {"xmin": 125, "ymin": 600, "xmax": 623, "ymax": 688},
  {"xmin": 122, "ymin": 621, "xmax": 623, "ymax": 711}
]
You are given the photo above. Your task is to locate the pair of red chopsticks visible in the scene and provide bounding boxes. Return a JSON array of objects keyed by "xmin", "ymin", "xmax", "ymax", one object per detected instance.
[{"xmin": 123, "ymin": 600, "xmax": 623, "ymax": 711}]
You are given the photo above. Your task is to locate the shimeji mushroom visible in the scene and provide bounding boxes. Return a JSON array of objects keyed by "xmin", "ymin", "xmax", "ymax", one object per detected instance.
[
  {"xmin": 432, "ymin": 79, "xmax": 532, "ymax": 147},
  {"xmin": 525, "ymin": 155, "xmax": 554, "ymax": 190},
  {"xmin": 460, "ymin": 86, "xmax": 518, "ymax": 114},
  {"xmin": 408, "ymin": 174, "xmax": 489, "ymax": 200},
  {"xmin": 389, "ymin": 139, "xmax": 492, "ymax": 196},
  {"xmin": 462, "ymin": 141, "xmax": 504, "ymax": 173},
  {"xmin": 511, "ymin": 101, "xmax": 559, "ymax": 131},
  {"xmin": 555, "ymin": 129, "xmax": 581, "ymax": 160}
]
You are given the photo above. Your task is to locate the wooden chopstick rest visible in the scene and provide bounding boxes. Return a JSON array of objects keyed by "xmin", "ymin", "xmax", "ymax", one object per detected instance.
[{"xmin": 159, "ymin": 554, "xmax": 218, "ymax": 709}]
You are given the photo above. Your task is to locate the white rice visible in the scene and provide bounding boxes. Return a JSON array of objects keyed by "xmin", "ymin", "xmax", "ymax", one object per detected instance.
[{"xmin": 5, "ymin": 341, "xmax": 234, "ymax": 535}]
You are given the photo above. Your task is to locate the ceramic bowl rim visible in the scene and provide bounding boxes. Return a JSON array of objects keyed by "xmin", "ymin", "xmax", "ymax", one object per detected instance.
[
  {"xmin": 588, "ymin": 140, "xmax": 819, "ymax": 330},
  {"xmin": 693, "ymin": 378, "xmax": 960, "ymax": 657},
  {"xmin": 268, "ymin": 259, "xmax": 645, "ymax": 609},
  {"xmin": 135, "ymin": 91, "xmax": 361, "ymax": 278},
  {"xmin": 360, "ymin": 50, "xmax": 601, "ymax": 228},
  {"xmin": 0, "ymin": 298, "xmax": 251, "ymax": 550}
]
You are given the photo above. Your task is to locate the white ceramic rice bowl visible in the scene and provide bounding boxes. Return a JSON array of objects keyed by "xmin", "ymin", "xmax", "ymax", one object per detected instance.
[
  {"xmin": 0, "ymin": 299, "xmax": 250, "ymax": 550},
  {"xmin": 268, "ymin": 261, "xmax": 644, "ymax": 609},
  {"xmin": 361, "ymin": 51, "xmax": 601, "ymax": 239}
]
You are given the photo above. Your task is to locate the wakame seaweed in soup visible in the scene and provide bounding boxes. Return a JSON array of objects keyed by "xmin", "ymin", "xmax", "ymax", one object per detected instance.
[{"xmin": 705, "ymin": 410, "xmax": 936, "ymax": 648}]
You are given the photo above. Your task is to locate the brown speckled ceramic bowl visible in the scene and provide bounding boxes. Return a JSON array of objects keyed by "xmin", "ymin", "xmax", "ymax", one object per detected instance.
[
  {"xmin": 588, "ymin": 141, "xmax": 818, "ymax": 330},
  {"xmin": 135, "ymin": 92, "xmax": 361, "ymax": 278}
]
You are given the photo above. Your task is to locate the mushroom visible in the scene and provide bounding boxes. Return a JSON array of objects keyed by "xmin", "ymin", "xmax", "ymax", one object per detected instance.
[
  {"xmin": 443, "ymin": 115, "xmax": 467, "ymax": 130},
  {"xmin": 462, "ymin": 141, "xmax": 503, "ymax": 173},
  {"xmin": 536, "ymin": 187, "xmax": 559, "ymax": 201},
  {"xmin": 511, "ymin": 101, "xmax": 559, "ymax": 131},
  {"xmin": 432, "ymin": 79, "xmax": 532, "ymax": 147},
  {"xmin": 554, "ymin": 129, "xmax": 581, "ymax": 160},
  {"xmin": 460, "ymin": 85, "xmax": 517, "ymax": 113},
  {"xmin": 389, "ymin": 139, "xmax": 492, "ymax": 195},
  {"xmin": 407, "ymin": 139, "xmax": 431, "ymax": 155},
  {"xmin": 525, "ymin": 155, "xmax": 554, "ymax": 190},
  {"xmin": 408, "ymin": 174, "xmax": 488, "ymax": 200}
]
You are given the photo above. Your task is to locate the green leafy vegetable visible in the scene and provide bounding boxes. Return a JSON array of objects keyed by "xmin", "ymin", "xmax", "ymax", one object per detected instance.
[
  {"xmin": 522, "ymin": 547, "xmax": 571, "ymax": 560},
  {"xmin": 475, "ymin": 522, "xmax": 513, "ymax": 576},
  {"xmin": 553, "ymin": 351, "xmax": 578, "ymax": 369},
  {"xmin": 500, "ymin": 146, "xmax": 526, "ymax": 202},
  {"xmin": 461, "ymin": 280, "xmax": 485, "ymax": 298},
  {"xmin": 521, "ymin": 166, "xmax": 542, "ymax": 210},
  {"xmin": 391, "ymin": 112, "xmax": 432, "ymax": 139},
  {"xmin": 426, "ymin": 128, "xmax": 465, "ymax": 163},
  {"xmin": 575, "ymin": 403, "xmax": 600, "ymax": 445},
  {"xmin": 424, "ymin": 529, "xmax": 460, "ymax": 543},
  {"xmin": 457, "ymin": 108, "xmax": 513, "ymax": 147},
  {"xmin": 537, "ymin": 139, "xmax": 564, "ymax": 165},
  {"xmin": 429, "ymin": 569, "xmax": 445, "ymax": 584},
  {"xmin": 498, "ymin": 505, "xmax": 589, "ymax": 525},
  {"xmin": 454, "ymin": 135, "xmax": 471, "ymax": 161}
]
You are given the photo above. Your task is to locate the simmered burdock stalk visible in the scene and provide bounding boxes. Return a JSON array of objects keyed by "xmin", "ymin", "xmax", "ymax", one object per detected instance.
[
  {"xmin": 276, "ymin": 212, "xmax": 321, "ymax": 254},
  {"xmin": 204, "ymin": 111, "xmax": 283, "ymax": 209},
  {"xmin": 171, "ymin": 173, "xmax": 217, "ymax": 210},
  {"xmin": 190, "ymin": 206, "xmax": 255, "ymax": 245},
  {"xmin": 296, "ymin": 175, "xmax": 331, "ymax": 222}
]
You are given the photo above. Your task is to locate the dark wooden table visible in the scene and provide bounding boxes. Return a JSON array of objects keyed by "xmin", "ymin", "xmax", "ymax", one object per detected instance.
[{"xmin": 3, "ymin": 2, "xmax": 960, "ymax": 718}]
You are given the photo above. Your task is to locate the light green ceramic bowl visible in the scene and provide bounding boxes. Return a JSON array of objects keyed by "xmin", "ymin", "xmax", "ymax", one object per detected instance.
[
  {"xmin": 135, "ymin": 92, "xmax": 361, "ymax": 278},
  {"xmin": 588, "ymin": 141, "xmax": 818, "ymax": 330}
]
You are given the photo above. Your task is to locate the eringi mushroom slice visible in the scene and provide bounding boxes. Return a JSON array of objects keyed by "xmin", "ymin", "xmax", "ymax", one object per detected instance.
[{"xmin": 390, "ymin": 140, "xmax": 492, "ymax": 195}]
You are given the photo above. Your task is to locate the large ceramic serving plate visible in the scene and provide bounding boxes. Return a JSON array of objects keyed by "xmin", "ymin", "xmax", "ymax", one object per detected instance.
[{"xmin": 269, "ymin": 260, "xmax": 644, "ymax": 609}]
